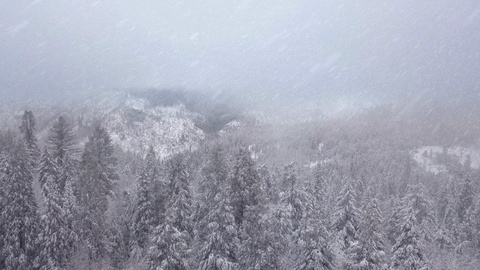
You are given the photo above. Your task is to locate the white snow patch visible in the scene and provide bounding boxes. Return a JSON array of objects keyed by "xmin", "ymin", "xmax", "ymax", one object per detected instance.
[
  {"xmin": 413, "ymin": 146, "xmax": 480, "ymax": 175},
  {"xmin": 413, "ymin": 146, "xmax": 446, "ymax": 175},
  {"xmin": 248, "ymin": 144, "xmax": 259, "ymax": 160},
  {"xmin": 219, "ymin": 120, "xmax": 243, "ymax": 135},
  {"xmin": 304, "ymin": 158, "xmax": 334, "ymax": 169},
  {"xmin": 226, "ymin": 120, "xmax": 241, "ymax": 128},
  {"xmin": 318, "ymin": 143, "xmax": 324, "ymax": 152},
  {"xmin": 125, "ymin": 96, "xmax": 148, "ymax": 111},
  {"xmin": 307, "ymin": 161, "xmax": 318, "ymax": 168},
  {"xmin": 448, "ymin": 146, "xmax": 480, "ymax": 169},
  {"xmin": 103, "ymin": 96, "xmax": 205, "ymax": 159}
]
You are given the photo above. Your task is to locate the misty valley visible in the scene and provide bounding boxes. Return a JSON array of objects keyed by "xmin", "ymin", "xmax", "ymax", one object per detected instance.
[
  {"xmin": 0, "ymin": 89, "xmax": 479, "ymax": 269},
  {"xmin": 2, "ymin": 1, "xmax": 480, "ymax": 269}
]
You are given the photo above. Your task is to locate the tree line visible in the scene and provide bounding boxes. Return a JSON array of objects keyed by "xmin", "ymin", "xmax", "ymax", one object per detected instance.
[{"xmin": 0, "ymin": 110, "xmax": 479, "ymax": 269}]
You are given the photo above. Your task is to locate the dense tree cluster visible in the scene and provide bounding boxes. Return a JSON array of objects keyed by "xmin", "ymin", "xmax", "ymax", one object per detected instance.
[{"xmin": 0, "ymin": 109, "xmax": 479, "ymax": 269}]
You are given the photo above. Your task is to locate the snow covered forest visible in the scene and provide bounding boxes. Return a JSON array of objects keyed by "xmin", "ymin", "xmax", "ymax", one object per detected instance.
[
  {"xmin": 1, "ymin": 91, "xmax": 480, "ymax": 269},
  {"xmin": 2, "ymin": 1, "xmax": 480, "ymax": 269}
]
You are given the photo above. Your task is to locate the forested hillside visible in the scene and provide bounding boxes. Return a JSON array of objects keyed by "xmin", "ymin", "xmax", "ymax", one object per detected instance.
[{"xmin": 1, "ymin": 94, "xmax": 479, "ymax": 269}]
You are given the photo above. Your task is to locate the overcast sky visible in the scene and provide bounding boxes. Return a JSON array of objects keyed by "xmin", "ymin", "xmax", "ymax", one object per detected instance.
[{"xmin": 1, "ymin": 0, "xmax": 480, "ymax": 104}]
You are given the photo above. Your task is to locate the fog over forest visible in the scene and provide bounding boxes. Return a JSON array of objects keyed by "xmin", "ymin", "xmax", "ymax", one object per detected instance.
[
  {"xmin": 1, "ymin": 1, "xmax": 480, "ymax": 270},
  {"xmin": 2, "ymin": 1, "xmax": 480, "ymax": 104}
]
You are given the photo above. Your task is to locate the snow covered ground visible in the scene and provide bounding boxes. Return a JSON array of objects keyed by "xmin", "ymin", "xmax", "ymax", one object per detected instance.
[
  {"xmin": 103, "ymin": 95, "xmax": 205, "ymax": 159},
  {"xmin": 412, "ymin": 146, "xmax": 480, "ymax": 174}
]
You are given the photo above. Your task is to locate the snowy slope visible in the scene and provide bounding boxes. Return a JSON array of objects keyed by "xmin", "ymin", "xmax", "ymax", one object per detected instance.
[
  {"xmin": 412, "ymin": 146, "xmax": 480, "ymax": 174},
  {"xmin": 102, "ymin": 95, "xmax": 205, "ymax": 159},
  {"xmin": 0, "ymin": 90, "xmax": 217, "ymax": 159}
]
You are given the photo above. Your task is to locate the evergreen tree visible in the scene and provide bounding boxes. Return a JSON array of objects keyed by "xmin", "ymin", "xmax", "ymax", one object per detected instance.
[
  {"xmin": 198, "ymin": 186, "xmax": 238, "ymax": 270},
  {"xmin": 106, "ymin": 220, "xmax": 130, "ymax": 269},
  {"xmin": 237, "ymin": 194, "xmax": 263, "ymax": 270},
  {"xmin": 457, "ymin": 177, "xmax": 474, "ymax": 224},
  {"xmin": 434, "ymin": 225, "xmax": 454, "ymax": 251},
  {"xmin": 257, "ymin": 207, "xmax": 291, "ymax": 269},
  {"xmin": 0, "ymin": 136, "xmax": 39, "ymax": 270},
  {"xmin": 43, "ymin": 117, "xmax": 79, "ymax": 258},
  {"xmin": 331, "ymin": 182, "xmax": 362, "ymax": 251},
  {"xmin": 250, "ymin": 165, "xmax": 289, "ymax": 269},
  {"xmin": 310, "ymin": 164, "xmax": 328, "ymax": 220},
  {"xmin": 399, "ymin": 156, "xmax": 412, "ymax": 197},
  {"xmin": 35, "ymin": 150, "xmax": 72, "ymax": 269},
  {"xmin": 47, "ymin": 116, "xmax": 78, "ymax": 167},
  {"xmin": 19, "ymin": 110, "xmax": 40, "ymax": 167},
  {"xmin": 46, "ymin": 116, "xmax": 78, "ymax": 194},
  {"xmin": 443, "ymin": 202, "xmax": 459, "ymax": 236},
  {"xmin": 354, "ymin": 176, "xmax": 367, "ymax": 207},
  {"xmin": 36, "ymin": 149, "xmax": 78, "ymax": 269},
  {"xmin": 196, "ymin": 145, "xmax": 230, "ymax": 239},
  {"xmin": 437, "ymin": 180, "xmax": 459, "ymax": 244},
  {"xmin": 258, "ymin": 164, "xmax": 276, "ymax": 204},
  {"xmin": 297, "ymin": 222, "xmax": 334, "ymax": 270},
  {"xmin": 282, "ymin": 162, "xmax": 296, "ymax": 190},
  {"xmin": 77, "ymin": 125, "xmax": 118, "ymax": 259},
  {"xmin": 256, "ymin": 164, "xmax": 300, "ymax": 270},
  {"xmin": 297, "ymin": 189, "xmax": 334, "ymax": 270},
  {"xmin": 391, "ymin": 207, "xmax": 428, "ymax": 270},
  {"xmin": 230, "ymin": 147, "xmax": 261, "ymax": 226},
  {"xmin": 361, "ymin": 198, "xmax": 387, "ymax": 268},
  {"xmin": 147, "ymin": 154, "xmax": 193, "ymax": 270},
  {"xmin": 133, "ymin": 147, "xmax": 157, "ymax": 249},
  {"xmin": 457, "ymin": 202, "xmax": 479, "ymax": 251},
  {"xmin": 196, "ymin": 146, "xmax": 239, "ymax": 269},
  {"xmin": 345, "ymin": 197, "xmax": 387, "ymax": 270},
  {"xmin": 38, "ymin": 147, "xmax": 57, "ymax": 191},
  {"xmin": 266, "ymin": 164, "xmax": 310, "ymax": 267},
  {"xmin": 58, "ymin": 153, "xmax": 79, "ymax": 253},
  {"xmin": 470, "ymin": 202, "xmax": 480, "ymax": 250},
  {"xmin": 229, "ymin": 148, "xmax": 263, "ymax": 269},
  {"xmin": 280, "ymin": 163, "xmax": 307, "ymax": 232},
  {"xmin": 437, "ymin": 179, "xmax": 457, "ymax": 226},
  {"xmin": 110, "ymin": 191, "xmax": 135, "ymax": 268},
  {"xmin": 150, "ymin": 159, "xmax": 169, "ymax": 234},
  {"xmin": 402, "ymin": 184, "xmax": 437, "ymax": 243}
]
